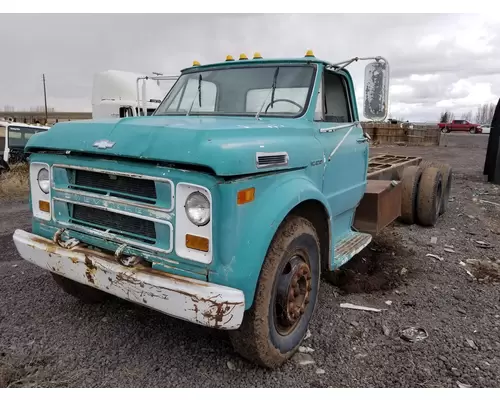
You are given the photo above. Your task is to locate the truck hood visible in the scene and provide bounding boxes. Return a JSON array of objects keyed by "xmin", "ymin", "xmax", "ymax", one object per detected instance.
[{"xmin": 26, "ymin": 116, "xmax": 317, "ymax": 176}]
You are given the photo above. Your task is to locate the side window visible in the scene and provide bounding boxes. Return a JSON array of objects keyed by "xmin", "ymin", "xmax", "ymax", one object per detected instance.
[{"xmin": 323, "ymin": 71, "xmax": 353, "ymax": 123}]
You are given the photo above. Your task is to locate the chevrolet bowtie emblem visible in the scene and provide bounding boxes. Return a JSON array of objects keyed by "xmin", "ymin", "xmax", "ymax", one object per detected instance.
[{"xmin": 93, "ymin": 139, "xmax": 115, "ymax": 149}]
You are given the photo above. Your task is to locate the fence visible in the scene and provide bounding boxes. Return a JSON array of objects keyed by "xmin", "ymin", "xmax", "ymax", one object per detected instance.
[{"xmin": 361, "ymin": 122, "xmax": 440, "ymax": 146}]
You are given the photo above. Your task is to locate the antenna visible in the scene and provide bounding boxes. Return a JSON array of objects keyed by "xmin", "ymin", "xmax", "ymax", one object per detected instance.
[{"xmin": 42, "ymin": 74, "xmax": 48, "ymax": 123}]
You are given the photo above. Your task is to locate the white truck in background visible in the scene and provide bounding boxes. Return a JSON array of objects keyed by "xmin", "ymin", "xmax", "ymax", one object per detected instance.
[{"xmin": 91, "ymin": 70, "xmax": 178, "ymax": 119}]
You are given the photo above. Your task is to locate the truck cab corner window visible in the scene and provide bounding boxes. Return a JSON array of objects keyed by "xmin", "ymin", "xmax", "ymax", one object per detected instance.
[{"xmin": 323, "ymin": 71, "xmax": 353, "ymax": 124}]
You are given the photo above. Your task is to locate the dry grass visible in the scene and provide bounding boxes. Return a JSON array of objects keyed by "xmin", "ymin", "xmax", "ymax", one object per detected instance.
[{"xmin": 0, "ymin": 163, "xmax": 29, "ymax": 199}]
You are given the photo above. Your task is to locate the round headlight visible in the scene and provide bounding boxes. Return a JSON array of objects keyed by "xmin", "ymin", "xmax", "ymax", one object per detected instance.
[
  {"xmin": 185, "ymin": 191, "xmax": 210, "ymax": 226},
  {"xmin": 37, "ymin": 168, "xmax": 50, "ymax": 194}
]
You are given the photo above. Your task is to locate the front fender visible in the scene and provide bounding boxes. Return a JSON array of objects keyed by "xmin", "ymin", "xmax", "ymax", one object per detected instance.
[{"xmin": 210, "ymin": 170, "xmax": 332, "ymax": 309}]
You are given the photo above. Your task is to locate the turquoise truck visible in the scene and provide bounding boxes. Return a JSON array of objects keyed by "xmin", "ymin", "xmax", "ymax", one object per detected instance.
[{"xmin": 13, "ymin": 51, "xmax": 448, "ymax": 368}]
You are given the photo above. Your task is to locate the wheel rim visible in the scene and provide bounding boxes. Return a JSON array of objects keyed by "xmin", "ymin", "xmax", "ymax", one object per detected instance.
[{"xmin": 274, "ymin": 254, "xmax": 312, "ymax": 335}]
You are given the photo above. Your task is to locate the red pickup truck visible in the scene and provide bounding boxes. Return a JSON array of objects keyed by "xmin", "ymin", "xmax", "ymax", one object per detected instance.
[{"xmin": 438, "ymin": 120, "xmax": 482, "ymax": 134}]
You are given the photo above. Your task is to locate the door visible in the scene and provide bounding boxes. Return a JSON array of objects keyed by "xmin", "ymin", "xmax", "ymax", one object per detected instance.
[{"xmin": 313, "ymin": 69, "xmax": 368, "ymax": 220}]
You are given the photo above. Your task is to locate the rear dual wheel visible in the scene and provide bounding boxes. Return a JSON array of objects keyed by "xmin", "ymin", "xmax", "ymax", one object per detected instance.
[
  {"xmin": 399, "ymin": 162, "xmax": 451, "ymax": 227},
  {"xmin": 419, "ymin": 161, "xmax": 453, "ymax": 215},
  {"xmin": 399, "ymin": 165, "xmax": 423, "ymax": 224},
  {"xmin": 229, "ymin": 215, "xmax": 321, "ymax": 368},
  {"xmin": 416, "ymin": 167, "xmax": 443, "ymax": 227}
]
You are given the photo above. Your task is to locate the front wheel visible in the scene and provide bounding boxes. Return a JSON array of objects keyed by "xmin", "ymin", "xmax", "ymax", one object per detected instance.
[
  {"xmin": 229, "ymin": 215, "xmax": 321, "ymax": 368},
  {"xmin": 469, "ymin": 127, "xmax": 476, "ymax": 134},
  {"xmin": 51, "ymin": 273, "xmax": 108, "ymax": 303},
  {"xmin": 441, "ymin": 127, "xmax": 449, "ymax": 133}
]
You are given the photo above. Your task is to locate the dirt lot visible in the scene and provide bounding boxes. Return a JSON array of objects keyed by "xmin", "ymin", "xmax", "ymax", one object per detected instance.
[{"xmin": 1, "ymin": 133, "xmax": 499, "ymax": 388}]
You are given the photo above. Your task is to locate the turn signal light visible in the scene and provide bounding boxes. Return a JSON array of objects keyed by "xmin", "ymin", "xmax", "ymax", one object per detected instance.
[
  {"xmin": 239, "ymin": 53, "xmax": 248, "ymax": 60},
  {"xmin": 192, "ymin": 60, "xmax": 201, "ymax": 66},
  {"xmin": 253, "ymin": 52, "xmax": 263, "ymax": 59},
  {"xmin": 225, "ymin": 55, "xmax": 234, "ymax": 61},
  {"xmin": 39, "ymin": 200, "xmax": 50, "ymax": 213},
  {"xmin": 186, "ymin": 234, "xmax": 209, "ymax": 252},
  {"xmin": 305, "ymin": 49, "xmax": 315, "ymax": 57},
  {"xmin": 237, "ymin": 188, "xmax": 255, "ymax": 205}
]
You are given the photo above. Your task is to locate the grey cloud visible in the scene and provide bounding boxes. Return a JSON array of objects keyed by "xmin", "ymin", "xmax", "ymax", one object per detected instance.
[{"xmin": 0, "ymin": 13, "xmax": 499, "ymax": 120}]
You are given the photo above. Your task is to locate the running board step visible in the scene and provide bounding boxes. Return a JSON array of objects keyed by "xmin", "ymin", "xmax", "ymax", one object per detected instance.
[{"xmin": 333, "ymin": 232, "xmax": 372, "ymax": 269}]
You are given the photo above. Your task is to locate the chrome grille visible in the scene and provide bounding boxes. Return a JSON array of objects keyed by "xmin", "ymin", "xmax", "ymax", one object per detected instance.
[
  {"xmin": 72, "ymin": 169, "xmax": 157, "ymax": 203},
  {"xmin": 72, "ymin": 205, "xmax": 156, "ymax": 242}
]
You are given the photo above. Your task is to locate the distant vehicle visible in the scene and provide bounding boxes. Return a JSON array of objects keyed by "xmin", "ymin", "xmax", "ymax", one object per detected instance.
[
  {"xmin": 91, "ymin": 70, "xmax": 178, "ymax": 119},
  {"xmin": 437, "ymin": 119, "xmax": 482, "ymax": 134},
  {"xmin": 480, "ymin": 124, "xmax": 491, "ymax": 134},
  {"xmin": 1, "ymin": 121, "xmax": 50, "ymax": 168}
]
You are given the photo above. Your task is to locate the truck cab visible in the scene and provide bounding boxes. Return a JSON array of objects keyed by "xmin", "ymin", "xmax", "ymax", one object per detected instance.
[
  {"xmin": 13, "ymin": 51, "xmax": 390, "ymax": 368},
  {"xmin": 91, "ymin": 70, "xmax": 177, "ymax": 119}
]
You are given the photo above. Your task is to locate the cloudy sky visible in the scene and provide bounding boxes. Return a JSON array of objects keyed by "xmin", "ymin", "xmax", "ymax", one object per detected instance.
[{"xmin": 1, "ymin": 13, "xmax": 499, "ymax": 122}]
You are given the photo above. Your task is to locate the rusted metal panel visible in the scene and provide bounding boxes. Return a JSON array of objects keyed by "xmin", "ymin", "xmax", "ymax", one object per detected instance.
[
  {"xmin": 353, "ymin": 179, "xmax": 403, "ymax": 235},
  {"xmin": 367, "ymin": 154, "xmax": 421, "ymax": 180},
  {"xmin": 333, "ymin": 232, "xmax": 372, "ymax": 268},
  {"xmin": 13, "ymin": 229, "xmax": 245, "ymax": 330}
]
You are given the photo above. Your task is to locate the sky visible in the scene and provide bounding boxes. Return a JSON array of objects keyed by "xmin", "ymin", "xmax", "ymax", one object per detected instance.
[{"xmin": 1, "ymin": 13, "xmax": 500, "ymax": 122}]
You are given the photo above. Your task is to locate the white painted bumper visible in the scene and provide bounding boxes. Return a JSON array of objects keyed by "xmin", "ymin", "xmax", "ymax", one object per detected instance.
[{"xmin": 13, "ymin": 229, "xmax": 245, "ymax": 330}]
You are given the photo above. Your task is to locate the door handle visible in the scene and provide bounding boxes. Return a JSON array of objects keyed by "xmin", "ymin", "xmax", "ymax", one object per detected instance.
[{"xmin": 357, "ymin": 138, "xmax": 368, "ymax": 143}]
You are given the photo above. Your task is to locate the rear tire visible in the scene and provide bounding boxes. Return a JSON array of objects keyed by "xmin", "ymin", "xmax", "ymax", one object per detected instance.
[
  {"xmin": 0, "ymin": 159, "xmax": 10, "ymax": 175},
  {"xmin": 229, "ymin": 215, "xmax": 321, "ymax": 368},
  {"xmin": 51, "ymin": 273, "xmax": 108, "ymax": 304},
  {"xmin": 416, "ymin": 167, "xmax": 443, "ymax": 227},
  {"xmin": 399, "ymin": 165, "xmax": 423, "ymax": 225}
]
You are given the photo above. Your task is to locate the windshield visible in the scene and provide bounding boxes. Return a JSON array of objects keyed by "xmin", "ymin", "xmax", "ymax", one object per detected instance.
[
  {"xmin": 7, "ymin": 126, "xmax": 48, "ymax": 147},
  {"xmin": 154, "ymin": 65, "xmax": 316, "ymax": 118}
]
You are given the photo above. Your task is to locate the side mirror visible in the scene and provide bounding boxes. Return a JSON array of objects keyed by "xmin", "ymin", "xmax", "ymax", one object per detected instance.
[{"xmin": 363, "ymin": 59, "xmax": 390, "ymax": 121}]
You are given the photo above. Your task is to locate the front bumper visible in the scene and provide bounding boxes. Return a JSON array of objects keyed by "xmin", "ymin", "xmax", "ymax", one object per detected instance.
[{"xmin": 13, "ymin": 229, "xmax": 245, "ymax": 330}]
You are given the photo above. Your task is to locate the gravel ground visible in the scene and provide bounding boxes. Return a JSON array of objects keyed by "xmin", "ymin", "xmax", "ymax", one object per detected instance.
[{"xmin": 1, "ymin": 132, "xmax": 499, "ymax": 388}]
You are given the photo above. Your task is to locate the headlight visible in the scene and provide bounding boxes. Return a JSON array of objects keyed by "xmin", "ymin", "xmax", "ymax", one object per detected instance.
[
  {"xmin": 37, "ymin": 168, "xmax": 50, "ymax": 194},
  {"xmin": 185, "ymin": 191, "xmax": 210, "ymax": 226}
]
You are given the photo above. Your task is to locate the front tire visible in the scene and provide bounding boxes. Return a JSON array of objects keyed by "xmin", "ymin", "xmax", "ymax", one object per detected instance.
[
  {"xmin": 229, "ymin": 216, "xmax": 321, "ymax": 368},
  {"xmin": 469, "ymin": 127, "xmax": 475, "ymax": 134},
  {"xmin": 51, "ymin": 273, "xmax": 108, "ymax": 303}
]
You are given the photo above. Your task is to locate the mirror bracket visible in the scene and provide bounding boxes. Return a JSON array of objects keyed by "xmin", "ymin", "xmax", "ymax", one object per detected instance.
[{"xmin": 325, "ymin": 56, "xmax": 390, "ymax": 122}]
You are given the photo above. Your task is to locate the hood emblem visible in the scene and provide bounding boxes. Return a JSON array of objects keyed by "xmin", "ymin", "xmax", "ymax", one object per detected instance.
[{"xmin": 93, "ymin": 139, "xmax": 115, "ymax": 149}]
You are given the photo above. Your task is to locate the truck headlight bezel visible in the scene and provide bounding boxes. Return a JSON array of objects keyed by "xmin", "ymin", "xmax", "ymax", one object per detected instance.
[
  {"xmin": 184, "ymin": 191, "xmax": 210, "ymax": 226},
  {"xmin": 29, "ymin": 162, "xmax": 51, "ymax": 221},
  {"xmin": 37, "ymin": 168, "xmax": 50, "ymax": 194}
]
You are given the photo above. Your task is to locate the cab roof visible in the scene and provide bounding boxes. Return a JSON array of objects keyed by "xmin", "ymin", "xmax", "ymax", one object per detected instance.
[{"xmin": 180, "ymin": 55, "xmax": 331, "ymax": 74}]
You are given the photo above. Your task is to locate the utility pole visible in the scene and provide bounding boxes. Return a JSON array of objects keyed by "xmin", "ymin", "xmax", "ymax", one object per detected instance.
[{"xmin": 42, "ymin": 73, "xmax": 48, "ymax": 124}]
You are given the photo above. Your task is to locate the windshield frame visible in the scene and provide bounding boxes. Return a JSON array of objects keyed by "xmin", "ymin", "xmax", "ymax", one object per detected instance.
[{"xmin": 153, "ymin": 63, "xmax": 318, "ymax": 119}]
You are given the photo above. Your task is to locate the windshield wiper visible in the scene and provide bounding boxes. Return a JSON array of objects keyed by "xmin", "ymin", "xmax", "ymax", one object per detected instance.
[
  {"xmin": 255, "ymin": 66, "xmax": 280, "ymax": 120},
  {"xmin": 186, "ymin": 74, "xmax": 202, "ymax": 116}
]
